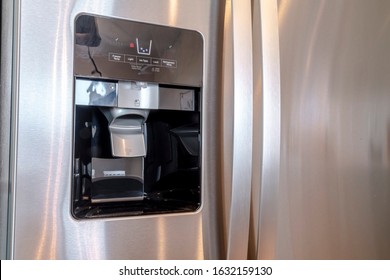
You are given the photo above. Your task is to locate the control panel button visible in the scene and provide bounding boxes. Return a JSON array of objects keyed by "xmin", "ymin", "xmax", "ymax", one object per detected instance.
[
  {"xmin": 109, "ymin": 53, "xmax": 124, "ymax": 62},
  {"xmin": 137, "ymin": 57, "xmax": 151, "ymax": 65},
  {"xmin": 125, "ymin": 55, "xmax": 136, "ymax": 63},
  {"xmin": 152, "ymin": 58, "xmax": 161, "ymax": 66},
  {"xmin": 162, "ymin": 59, "xmax": 177, "ymax": 68}
]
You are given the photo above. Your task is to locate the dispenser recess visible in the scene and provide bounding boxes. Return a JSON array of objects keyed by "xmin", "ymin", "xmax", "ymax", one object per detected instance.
[{"xmin": 72, "ymin": 14, "xmax": 203, "ymax": 219}]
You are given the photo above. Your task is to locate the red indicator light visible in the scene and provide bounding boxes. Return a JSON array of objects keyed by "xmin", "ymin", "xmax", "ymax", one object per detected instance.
[{"xmin": 129, "ymin": 42, "xmax": 135, "ymax": 48}]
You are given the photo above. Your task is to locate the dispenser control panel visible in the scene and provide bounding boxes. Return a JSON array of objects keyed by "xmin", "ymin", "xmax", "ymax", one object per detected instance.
[{"xmin": 74, "ymin": 14, "xmax": 203, "ymax": 87}]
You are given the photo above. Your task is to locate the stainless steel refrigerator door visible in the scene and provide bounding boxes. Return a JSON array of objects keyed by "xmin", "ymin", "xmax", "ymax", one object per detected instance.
[
  {"xmin": 250, "ymin": 0, "xmax": 281, "ymax": 260},
  {"xmin": 0, "ymin": 0, "xmax": 16, "ymax": 260},
  {"xmin": 225, "ymin": 0, "xmax": 254, "ymax": 260},
  {"xmin": 255, "ymin": 0, "xmax": 390, "ymax": 259},
  {"xmin": 7, "ymin": 0, "xmax": 225, "ymax": 259}
]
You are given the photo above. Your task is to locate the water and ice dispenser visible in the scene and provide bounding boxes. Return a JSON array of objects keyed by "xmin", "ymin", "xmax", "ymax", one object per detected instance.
[{"xmin": 72, "ymin": 14, "xmax": 203, "ymax": 218}]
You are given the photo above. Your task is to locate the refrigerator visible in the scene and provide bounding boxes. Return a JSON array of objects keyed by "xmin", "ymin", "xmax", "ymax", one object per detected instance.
[{"xmin": 1, "ymin": 0, "xmax": 389, "ymax": 260}]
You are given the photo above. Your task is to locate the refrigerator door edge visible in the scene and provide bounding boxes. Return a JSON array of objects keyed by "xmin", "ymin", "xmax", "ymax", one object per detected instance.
[
  {"xmin": 0, "ymin": 0, "xmax": 21, "ymax": 260},
  {"xmin": 226, "ymin": 0, "xmax": 254, "ymax": 260},
  {"xmin": 250, "ymin": 0, "xmax": 281, "ymax": 260}
]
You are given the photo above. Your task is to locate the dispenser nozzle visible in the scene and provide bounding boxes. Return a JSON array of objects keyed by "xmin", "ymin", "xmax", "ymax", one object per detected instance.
[{"xmin": 100, "ymin": 108, "xmax": 149, "ymax": 157}]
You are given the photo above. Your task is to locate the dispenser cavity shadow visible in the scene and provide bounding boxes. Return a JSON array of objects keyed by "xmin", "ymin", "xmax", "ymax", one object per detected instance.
[{"xmin": 72, "ymin": 14, "xmax": 203, "ymax": 219}]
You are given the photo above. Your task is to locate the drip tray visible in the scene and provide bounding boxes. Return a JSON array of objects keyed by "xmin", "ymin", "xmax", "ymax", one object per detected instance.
[{"xmin": 90, "ymin": 177, "xmax": 144, "ymax": 203}]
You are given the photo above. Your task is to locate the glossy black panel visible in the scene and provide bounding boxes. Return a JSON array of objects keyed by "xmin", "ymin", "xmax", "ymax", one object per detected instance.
[{"xmin": 74, "ymin": 14, "xmax": 203, "ymax": 87}]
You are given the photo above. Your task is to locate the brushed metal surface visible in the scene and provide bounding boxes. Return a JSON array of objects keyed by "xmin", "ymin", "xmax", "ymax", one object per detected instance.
[
  {"xmin": 251, "ymin": 0, "xmax": 281, "ymax": 260},
  {"xmin": 273, "ymin": 0, "xmax": 390, "ymax": 259},
  {"xmin": 117, "ymin": 82, "xmax": 159, "ymax": 109},
  {"xmin": 0, "ymin": 0, "xmax": 16, "ymax": 260},
  {"xmin": 248, "ymin": 0, "xmax": 262, "ymax": 260},
  {"xmin": 10, "ymin": 0, "xmax": 223, "ymax": 259},
  {"xmin": 158, "ymin": 88, "xmax": 195, "ymax": 111},
  {"xmin": 221, "ymin": 0, "xmax": 233, "ymax": 259},
  {"xmin": 226, "ymin": 0, "xmax": 253, "ymax": 260}
]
